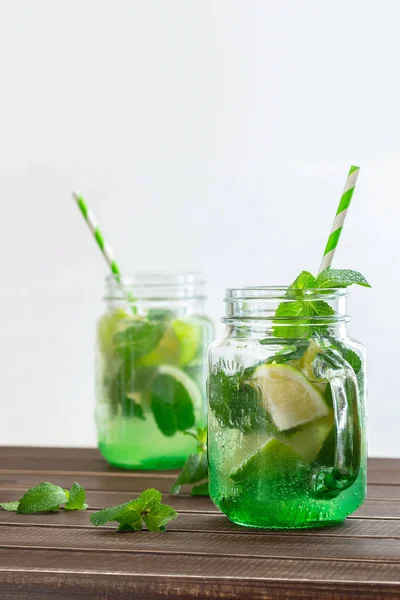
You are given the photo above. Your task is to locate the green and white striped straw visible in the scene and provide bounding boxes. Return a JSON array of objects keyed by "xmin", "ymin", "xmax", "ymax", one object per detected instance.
[
  {"xmin": 319, "ymin": 165, "xmax": 360, "ymax": 273},
  {"xmin": 72, "ymin": 190, "xmax": 122, "ymax": 279}
]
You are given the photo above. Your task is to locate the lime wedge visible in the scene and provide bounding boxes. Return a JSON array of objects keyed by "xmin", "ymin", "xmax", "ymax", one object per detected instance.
[
  {"xmin": 139, "ymin": 319, "xmax": 201, "ymax": 367},
  {"xmin": 172, "ymin": 319, "xmax": 202, "ymax": 366},
  {"xmin": 252, "ymin": 364, "xmax": 328, "ymax": 432},
  {"xmin": 282, "ymin": 414, "xmax": 334, "ymax": 463},
  {"xmin": 291, "ymin": 339, "xmax": 325, "ymax": 386},
  {"xmin": 150, "ymin": 365, "xmax": 202, "ymax": 437},
  {"xmin": 230, "ymin": 437, "xmax": 303, "ymax": 483},
  {"xmin": 138, "ymin": 326, "xmax": 180, "ymax": 366},
  {"xmin": 97, "ymin": 310, "xmax": 131, "ymax": 356}
]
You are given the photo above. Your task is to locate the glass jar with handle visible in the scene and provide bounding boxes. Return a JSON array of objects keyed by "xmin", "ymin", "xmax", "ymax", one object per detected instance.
[{"xmin": 208, "ymin": 286, "xmax": 366, "ymax": 529}]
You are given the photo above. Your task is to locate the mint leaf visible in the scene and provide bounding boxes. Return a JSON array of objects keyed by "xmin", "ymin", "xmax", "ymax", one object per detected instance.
[
  {"xmin": 315, "ymin": 268, "xmax": 371, "ymax": 289},
  {"xmin": 171, "ymin": 427, "xmax": 209, "ymax": 496},
  {"xmin": 90, "ymin": 488, "xmax": 177, "ymax": 533},
  {"xmin": 142, "ymin": 504, "xmax": 177, "ymax": 532},
  {"xmin": 113, "ymin": 320, "xmax": 166, "ymax": 359},
  {"xmin": 273, "ymin": 268, "xmax": 370, "ymax": 341},
  {"xmin": 290, "ymin": 271, "xmax": 316, "ymax": 289},
  {"xmin": 151, "ymin": 374, "xmax": 195, "ymax": 437},
  {"xmin": 17, "ymin": 483, "xmax": 67, "ymax": 514},
  {"xmin": 134, "ymin": 488, "xmax": 162, "ymax": 511},
  {"xmin": 90, "ymin": 500, "xmax": 133, "ymax": 527},
  {"xmin": 170, "ymin": 452, "xmax": 208, "ymax": 495},
  {"xmin": 0, "ymin": 501, "xmax": 20, "ymax": 512},
  {"xmin": 183, "ymin": 427, "xmax": 207, "ymax": 448},
  {"xmin": 147, "ymin": 309, "xmax": 174, "ymax": 321},
  {"xmin": 273, "ymin": 300, "xmax": 315, "ymax": 338},
  {"xmin": 263, "ymin": 339, "xmax": 309, "ymax": 363},
  {"xmin": 191, "ymin": 481, "xmax": 209, "ymax": 496},
  {"xmin": 327, "ymin": 338, "xmax": 364, "ymax": 396},
  {"xmin": 117, "ymin": 520, "xmax": 143, "ymax": 532},
  {"xmin": 64, "ymin": 482, "xmax": 88, "ymax": 511},
  {"xmin": 208, "ymin": 365, "xmax": 267, "ymax": 433}
]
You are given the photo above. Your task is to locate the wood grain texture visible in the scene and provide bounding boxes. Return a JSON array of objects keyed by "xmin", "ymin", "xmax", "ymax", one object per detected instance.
[
  {"xmin": 0, "ymin": 510, "xmax": 399, "ymax": 537},
  {"xmin": 4, "ymin": 550, "xmax": 400, "ymax": 600},
  {"xmin": 0, "ymin": 447, "xmax": 398, "ymax": 483},
  {"xmin": 1, "ymin": 447, "xmax": 400, "ymax": 598}
]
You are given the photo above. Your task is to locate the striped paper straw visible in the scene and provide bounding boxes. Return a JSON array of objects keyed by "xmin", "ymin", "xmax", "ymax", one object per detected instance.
[
  {"xmin": 319, "ymin": 166, "xmax": 360, "ymax": 273},
  {"xmin": 72, "ymin": 190, "xmax": 121, "ymax": 278}
]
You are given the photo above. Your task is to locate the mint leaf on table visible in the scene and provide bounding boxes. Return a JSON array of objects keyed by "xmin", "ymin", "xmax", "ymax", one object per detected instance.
[
  {"xmin": 90, "ymin": 488, "xmax": 177, "ymax": 533},
  {"xmin": 64, "ymin": 482, "xmax": 88, "ymax": 511},
  {"xmin": 314, "ymin": 268, "xmax": 371, "ymax": 289},
  {"xmin": 17, "ymin": 483, "xmax": 68, "ymax": 514},
  {"xmin": 142, "ymin": 503, "xmax": 178, "ymax": 532},
  {"xmin": 171, "ymin": 427, "xmax": 209, "ymax": 496},
  {"xmin": 1, "ymin": 481, "xmax": 88, "ymax": 514},
  {"xmin": 0, "ymin": 501, "xmax": 20, "ymax": 512},
  {"xmin": 113, "ymin": 320, "xmax": 166, "ymax": 359}
]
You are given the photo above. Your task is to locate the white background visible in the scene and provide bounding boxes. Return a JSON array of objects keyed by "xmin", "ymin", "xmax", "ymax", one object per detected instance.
[{"xmin": 0, "ymin": 1, "xmax": 397, "ymax": 455}]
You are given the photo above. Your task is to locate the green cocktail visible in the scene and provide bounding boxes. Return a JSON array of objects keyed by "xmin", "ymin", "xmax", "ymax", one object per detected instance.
[
  {"xmin": 96, "ymin": 274, "xmax": 213, "ymax": 470},
  {"xmin": 208, "ymin": 273, "xmax": 368, "ymax": 529}
]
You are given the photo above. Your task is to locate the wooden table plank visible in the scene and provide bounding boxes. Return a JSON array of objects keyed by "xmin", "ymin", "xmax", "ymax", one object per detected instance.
[
  {"xmin": 2, "ymin": 548, "xmax": 400, "ymax": 598},
  {"xmin": 2, "ymin": 523, "xmax": 400, "ymax": 563},
  {"xmin": 1, "ymin": 510, "xmax": 400, "ymax": 539}
]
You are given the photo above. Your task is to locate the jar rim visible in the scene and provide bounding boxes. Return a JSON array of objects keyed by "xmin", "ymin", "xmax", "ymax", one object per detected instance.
[
  {"xmin": 105, "ymin": 271, "xmax": 205, "ymax": 286},
  {"xmin": 225, "ymin": 286, "xmax": 348, "ymax": 302},
  {"xmin": 105, "ymin": 271, "xmax": 206, "ymax": 302}
]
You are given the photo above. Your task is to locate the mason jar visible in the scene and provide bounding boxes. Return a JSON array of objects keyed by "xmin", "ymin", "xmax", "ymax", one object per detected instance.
[
  {"xmin": 208, "ymin": 286, "xmax": 366, "ymax": 529},
  {"xmin": 96, "ymin": 273, "xmax": 213, "ymax": 470}
]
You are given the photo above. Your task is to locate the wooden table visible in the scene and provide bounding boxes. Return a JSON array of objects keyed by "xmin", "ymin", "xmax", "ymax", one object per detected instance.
[{"xmin": 0, "ymin": 449, "xmax": 399, "ymax": 599}]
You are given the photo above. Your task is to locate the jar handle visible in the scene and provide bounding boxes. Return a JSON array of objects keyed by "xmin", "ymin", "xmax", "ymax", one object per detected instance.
[{"xmin": 312, "ymin": 348, "xmax": 362, "ymax": 498}]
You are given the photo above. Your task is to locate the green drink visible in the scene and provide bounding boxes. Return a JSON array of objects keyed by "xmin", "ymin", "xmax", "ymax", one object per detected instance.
[
  {"xmin": 96, "ymin": 274, "xmax": 213, "ymax": 470},
  {"xmin": 208, "ymin": 275, "xmax": 368, "ymax": 529}
]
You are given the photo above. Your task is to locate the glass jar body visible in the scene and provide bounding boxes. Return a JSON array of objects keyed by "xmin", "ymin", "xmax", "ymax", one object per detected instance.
[
  {"xmin": 208, "ymin": 289, "xmax": 366, "ymax": 529},
  {"xmin": 96, "ymin": 274, "xmax": 213, "ymax": 470}
]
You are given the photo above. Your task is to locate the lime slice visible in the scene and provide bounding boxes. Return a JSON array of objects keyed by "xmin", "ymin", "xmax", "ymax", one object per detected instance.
[
  {"xmin": 230, "ymin": 437, "xmax": 303, "ymax": 483},
  {"xmin": 97, "ymin": 310, "xmax": 131, "ymax": 356},
  {"xmin": 150, "ymin": 365, "xmax": 202, "ymax": 437},
  {"xmin": 138, "ymin": 319, "xmax": 201, "ymax": 367},
  {"xmin": 216, "ymin": 430, "xmax": 271, "ymax": 475},
  {"xmin": 282, "ymin": 414, "xmax": 334, "ymax": 463},
  {"xmin": 291, "ymin": 338, "xmax": 325, "ymax": 385},
  {"xmin": 138, "ymin": 326, "xmax": 180, "ymax": 366},
  {"xmin": 172, "ymin": 319, "xmax": 202, "ymax": 366},
  {"xmin": 251, "ymin": 364, "xmax": 328, "ymax": 432}
]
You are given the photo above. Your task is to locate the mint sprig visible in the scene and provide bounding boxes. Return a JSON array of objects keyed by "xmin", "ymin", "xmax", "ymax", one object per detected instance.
[
  {"xmin": 273, "ymin": 268, "xmax": 370, "ymax": 340},
  {"xmin": 171, "ymin": 428, "xmax": 209, "ymax": 496},
  {"xmin": 0, "ymin": 481, "xmax": 88, "ymax": 513},
  {"xmin": 90, "ymin": 488, "xmax": 177, "ymax": 532},
  {"xmin": 64, "ymin": 482, "xmax": 88, "ymax": 511}
]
